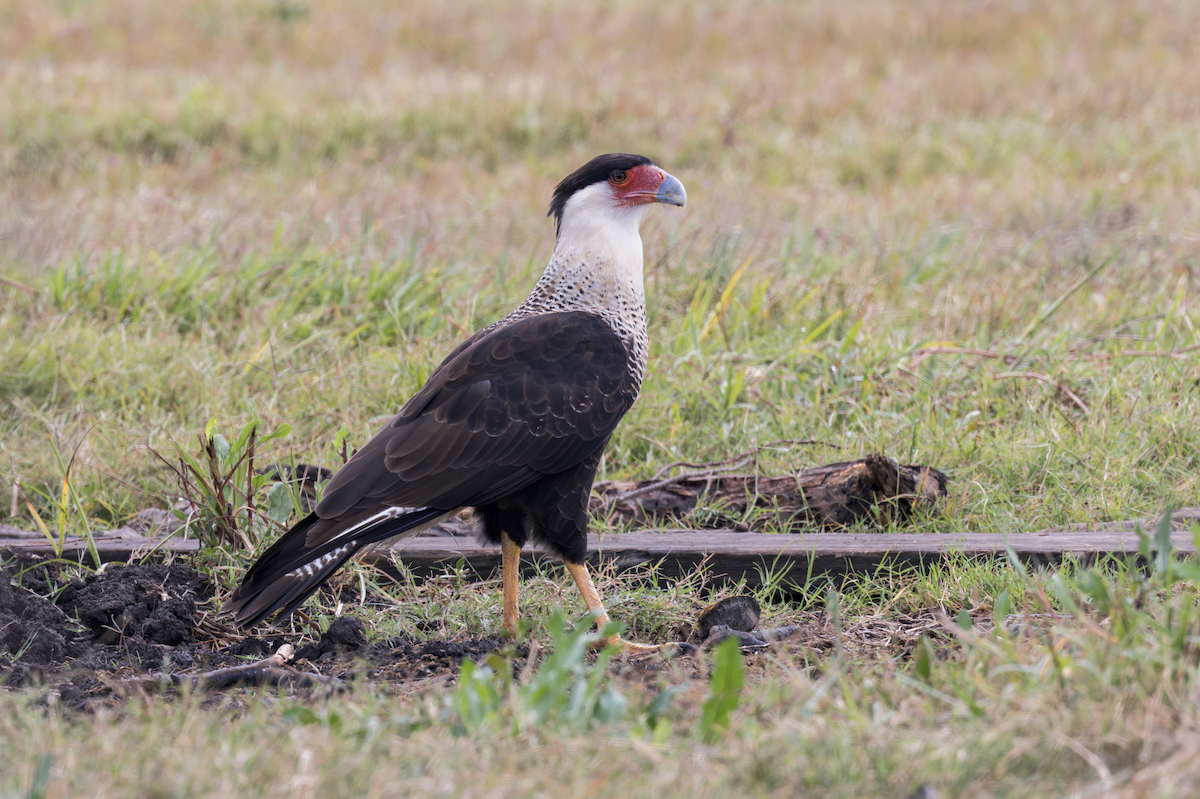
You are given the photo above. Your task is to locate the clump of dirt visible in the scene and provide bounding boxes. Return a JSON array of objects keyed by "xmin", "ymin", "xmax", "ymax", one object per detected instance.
[
  {"xmin": 294, "ymin": 615, "xmax": 368, "ymax": 661},
  {"xmin": 61, "ymin": 563, "xmax": 211, "ymax": 647},
  {"xmin": 0, "ymin": 569, "xmax": 73, "ymax": 666}
]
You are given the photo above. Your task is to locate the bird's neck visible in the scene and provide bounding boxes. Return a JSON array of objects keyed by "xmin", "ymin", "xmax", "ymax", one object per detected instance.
[
  {"xmin": 507, "ymin": 208, "xmax": 650, "ymax": 384},
  {"xmin": 518, "ymin": 202, "xmax": 647, "ymax": 315}
]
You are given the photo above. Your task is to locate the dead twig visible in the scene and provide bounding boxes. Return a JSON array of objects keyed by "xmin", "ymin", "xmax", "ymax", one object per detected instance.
[
  {"xmin": 895, "ymin": 340, "xmax": 1197, "ymax": 378},
  {"xmin": 245, "ymin": 425, "xmax": 257, "ymax": 536},
  {"xmin": 1053, "ymin": 733, "xmax": 1115, "ymax": 790},
  {"xmin": 1012, "ymin": 249, "xmax": 1122, "ymax": 366},
  {"xmin": 643, "ymin": 439, "xmax": 836, "ymax": 481},
  {"xmin": 0, "ymin": 276, "xmax": 37, "ymax": 295},
  {"xmin": 607, "ymin": 458, "xmax": 752, "ymax": 508},
  {"xmin": 130, "ymin": 644, "xmax": 346, "ymax": 692},
  {"xmin": 906, "ymin": 347, "xmax": 1011, "ymax": 370},
  {"xmin": 1114, "ymin": 343, "xmax": 1200, "ymax": 360},
  {"xmin": 597, "ymin": 439, "xmax": 838, "ymax": 509},
  {"xmin": 646, "ymin": 455, "xmax": 752, "ymax": 483},
  {"xmin": 994, "ymin": 371, "xmax": 1090, "ymax": 415},
  {"xmin": 910, "ymin": 347, "xmax": 1003, "ymax": 359},
  {"xmin": 192, "ymin": 610, "xmax": 247, "ymax": 644}
]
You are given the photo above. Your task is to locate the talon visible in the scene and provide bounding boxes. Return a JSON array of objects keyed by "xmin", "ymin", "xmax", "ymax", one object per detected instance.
[{"xmin": 602, "ymin": 638, "xmax": 695, "ymax": 657}]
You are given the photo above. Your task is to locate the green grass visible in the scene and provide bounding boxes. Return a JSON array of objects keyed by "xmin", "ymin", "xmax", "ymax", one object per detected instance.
[
  {"xmin": 3, "ymin": 0, "xmax": 1200, "ymax": 795},
  {"xmin": 4, "ymin": 209, "xmax": 1196, "ymax": 536}
]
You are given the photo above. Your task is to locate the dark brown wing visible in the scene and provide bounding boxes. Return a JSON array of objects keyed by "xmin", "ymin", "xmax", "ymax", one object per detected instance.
[
  {"xmin": 309, "ymin": 310, "xmax": 637, "ymax": 540},
  {"xmin": 223, "ymin": 311, "xmax": 638, "ymax": 627}
]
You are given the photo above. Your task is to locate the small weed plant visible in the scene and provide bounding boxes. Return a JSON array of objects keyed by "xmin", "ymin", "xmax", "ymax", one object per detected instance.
[
  {"xmin": 698, "ymin": 637, "xmax": 745, "ymax": 743},
  {"xmin": 450, "ymin": 613, "xmax": 642, "ymax": 736},
  {"xmin": 157, "ymin": 417, "xmax": 297, "ymax": 549}
]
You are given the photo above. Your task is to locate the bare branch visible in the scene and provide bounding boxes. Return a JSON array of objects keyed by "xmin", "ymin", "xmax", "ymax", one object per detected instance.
[
  {"xmin": 994, "ymin": 371, "xmax": 1090, "ymax": 415},
  {"xmin": 597, "ymin": 438, "xmax": 839, "ymax": 510}
]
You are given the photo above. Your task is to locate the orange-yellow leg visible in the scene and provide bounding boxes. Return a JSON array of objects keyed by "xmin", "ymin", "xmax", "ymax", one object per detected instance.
[
  {"xmin": 501, "ymin": 531, "xmax": 521, "ymax": 637},
  {"xmin": 563, "ymin": 560, "xmax": 664, "ymax": 654}
]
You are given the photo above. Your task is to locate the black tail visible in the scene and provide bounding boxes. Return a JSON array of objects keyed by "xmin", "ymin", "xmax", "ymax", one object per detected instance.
[{"xmin": 222, "ymin": 506, "xmax": 447, "ymax": 628}]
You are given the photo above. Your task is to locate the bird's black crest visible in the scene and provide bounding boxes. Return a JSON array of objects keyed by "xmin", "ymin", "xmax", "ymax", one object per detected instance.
[{"xmin": 547, "ymin": 153, "xmax": 655, "ymax": 236}]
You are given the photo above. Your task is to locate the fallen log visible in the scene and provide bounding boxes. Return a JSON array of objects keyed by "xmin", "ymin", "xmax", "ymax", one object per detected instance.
[
  {"xmin": 252, "ymin": 453, "xmax": 951, "ymax": 533},
  {"xmin": 592, "ymin": 454, "xmax": 948, "ymax": 530}
]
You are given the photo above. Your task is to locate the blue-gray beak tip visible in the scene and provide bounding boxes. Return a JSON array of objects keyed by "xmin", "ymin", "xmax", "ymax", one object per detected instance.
[{"xmin": 656, "ymin": 173, "xmax": 687, "ymax": 207}]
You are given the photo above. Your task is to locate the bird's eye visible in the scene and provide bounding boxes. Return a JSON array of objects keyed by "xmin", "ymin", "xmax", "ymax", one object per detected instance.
[{"xmin": 610, "ymin": 169, "xmax": 628, "ymax": 184}]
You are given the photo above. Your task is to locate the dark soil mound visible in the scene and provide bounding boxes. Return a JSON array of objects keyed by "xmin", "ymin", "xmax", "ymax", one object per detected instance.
[
  {"xmin": 59, "ymin": 562, "xmax": 211, "ymax": 646},
  {"xmin": 2, "ymin": 561, "xmax": 214, "ymax": 692},
  {"xmin": 2, "ymin": 558, "xmax": 524, "ymax": 708},
  {"xmin": 0, "ymin": 568, "xmax": 73, "ymax": 666},
  {"xmin": 294, "ymin": 615, "xmax": 368, "ymax": 661}
]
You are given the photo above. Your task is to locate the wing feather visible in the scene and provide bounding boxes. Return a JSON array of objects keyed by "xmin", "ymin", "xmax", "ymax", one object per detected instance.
[{"xmin": 311, "ymin": 311, "xmax": 636, "ymax": 544}]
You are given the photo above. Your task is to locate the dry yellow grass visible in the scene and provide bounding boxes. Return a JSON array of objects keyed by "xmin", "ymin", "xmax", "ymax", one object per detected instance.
[{"xmin": 4, "ymin": 0, "xmax": 1199, "ymax": 265}]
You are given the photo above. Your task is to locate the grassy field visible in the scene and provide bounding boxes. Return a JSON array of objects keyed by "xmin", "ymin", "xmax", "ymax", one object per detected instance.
[{"xmin": 3, "ymin": 0, "xmax": 1200, "ymax": 795}]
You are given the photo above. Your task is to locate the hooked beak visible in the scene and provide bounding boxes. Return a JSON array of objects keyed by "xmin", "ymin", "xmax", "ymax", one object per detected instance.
[{"xmin": 654, "ymin": 172, "xmax": 687, "ymax": 207}]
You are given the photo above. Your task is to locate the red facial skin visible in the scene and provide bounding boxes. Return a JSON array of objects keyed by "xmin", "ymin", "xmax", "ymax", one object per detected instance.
[{"xmin": 610, "ymin": 164, "xmax": 667, "ymax": 207}]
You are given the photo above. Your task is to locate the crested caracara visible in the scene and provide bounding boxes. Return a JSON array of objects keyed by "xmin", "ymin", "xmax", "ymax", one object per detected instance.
[{"xmin": 223, "ymin": 153, "xmax": 686, "ymax": 651}]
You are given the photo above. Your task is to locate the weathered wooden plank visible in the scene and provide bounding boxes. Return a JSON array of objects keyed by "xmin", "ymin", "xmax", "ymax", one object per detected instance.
[
  {"xmin": 5, "ymin": 529, "xmax": 1194, "ymax": 588},
  {"xmin": 376, "ymin": 530, "xmax": 1198, "ymax": 587},
  {"xmin": 0, "ymin": 533, "xmax": 200, "ymax": 565}
]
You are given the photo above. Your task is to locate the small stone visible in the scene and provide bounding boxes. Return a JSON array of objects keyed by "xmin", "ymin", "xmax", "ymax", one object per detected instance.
[
  {"xmin": 704, "ymin": 625, "xmax": 768, "ymax": 649},
  {"xmin": 904, "ymin": 785, "xmax": 939, "ymax": 799},
  {"xmin": 129, "ymin": 509, "xmax": 184, "ymax": 536},
  {"xmin": 696, "ymin": 595, "xmax": 761, "ymax": 640},
  {"xmin": 759, "ymin": 625, "xmax": 800, "ymax": 642}
]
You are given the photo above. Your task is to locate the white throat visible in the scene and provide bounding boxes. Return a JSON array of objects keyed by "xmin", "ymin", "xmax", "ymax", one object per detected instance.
[
  {"xmin": 513, "ymin": 181, "xmax": 650, "ymax": 318},
  {"xmin": 542, "ymin": 182, "xmax": 648, "ymax": 308}
]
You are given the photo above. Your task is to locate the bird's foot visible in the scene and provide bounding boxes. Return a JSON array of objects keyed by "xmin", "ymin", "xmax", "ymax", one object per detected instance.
[{"xmin": 599, "ymin": 636, "xmax": 696, "ymax": 658}]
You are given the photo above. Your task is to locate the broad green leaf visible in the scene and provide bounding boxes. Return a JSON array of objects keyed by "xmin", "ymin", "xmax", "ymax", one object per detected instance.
[
  {"xmin": 266, "ymin": 482, "xmax": 293, "ymax": 525},
  {"xmin": 698, "ymin": 636, "xmax": 744, "ymax": 743},
  {"xmin": 231, "ymin": 420, "xmax": 257, "ymax": 456},
  {"xmin": 259, "ymin": 423, "xmax": 293, "ymax": 444},
  {"xmin": 212, "ymin": 433, "xmax": 230, "ymax": 464}
]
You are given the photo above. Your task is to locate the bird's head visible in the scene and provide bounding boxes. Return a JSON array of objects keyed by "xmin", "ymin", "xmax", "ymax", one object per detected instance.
[{"xmin": 548, "ymin": 153, "xmax": 686, "ymax": 239}]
